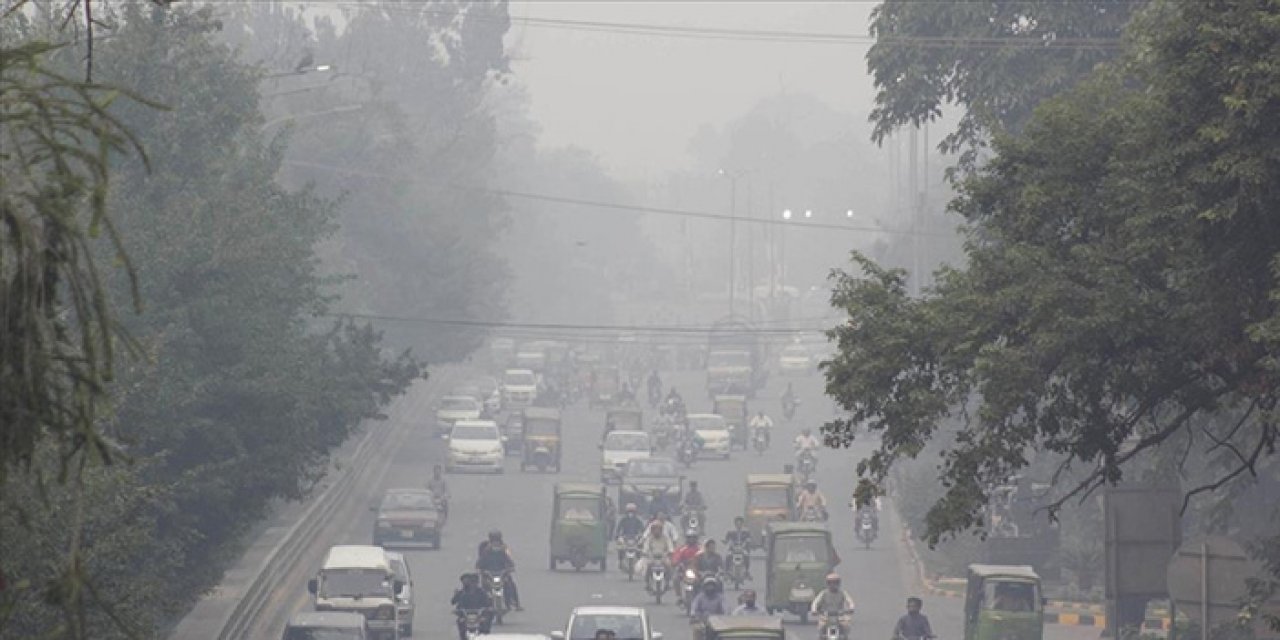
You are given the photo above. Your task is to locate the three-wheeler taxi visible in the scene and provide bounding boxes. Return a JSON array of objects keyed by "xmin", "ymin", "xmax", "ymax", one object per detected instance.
[
  {"xmin": 744, "ymin": 474, "xmax": 794, "ymax": 550},
  {"xmin": 705, "ymin": 615, "xmax": 784, "ymax": 640},
  {"xmin": 590, "ymin": 366, "xmax": 621, "ymax": 409},
  {"xmin": 964, "ymin": 564, "xmax": 1045, "ymax": 640},
  {"xmin": 520, "ymin": 407, "xmax": 562, "ymax": 472},
  {"xmin": 764, "ymin": 522, "xmax": 837, "ymax": 624},
  {"xmin": 713, "ymin": 395, "xmax": 749, "ymax": 450},
  {"xmin": 549, "ymin": 483, "xmax": 610, "ymax": 572}
]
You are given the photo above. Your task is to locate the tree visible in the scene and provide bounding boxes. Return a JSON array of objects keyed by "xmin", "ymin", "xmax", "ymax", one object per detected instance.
[
  {"xmin": 827, "ymin": 0, "xmax": 1280, "ymax": 547},
  {"xmin": 866, "ymin": 0, "xmax": 1143, "ymax": 164}
]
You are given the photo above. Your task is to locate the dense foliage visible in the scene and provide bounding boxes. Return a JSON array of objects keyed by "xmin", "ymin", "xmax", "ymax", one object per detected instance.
[
  {"xmin": 828, "ymin": 0, "xmax": 1279, "ymax": 549},
  {"xmin": 1, "ymin": 5, "xmax": 419, "ymax": 637}
]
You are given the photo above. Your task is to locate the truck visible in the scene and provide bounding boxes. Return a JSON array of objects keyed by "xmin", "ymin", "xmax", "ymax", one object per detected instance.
[{"xmin": 706, "ymin": 316, "xmax": 766, "ymax": 398}]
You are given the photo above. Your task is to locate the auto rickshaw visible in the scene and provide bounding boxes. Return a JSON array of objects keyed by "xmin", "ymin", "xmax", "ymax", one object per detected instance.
[
  {"xmin": 765, "ymin": 522, "xmax": 837, "ymax": 624},
  {"xmin": 520, "ymin": 407, "xmax": 562, "ymax": 472},
  {"xmin": 605, "ymin": 407, "xmax": 644, "ymax": 434},
  {"xmin": 503, "ymin": 411, "xmax": 525, "ymax": 456},
  {"xmin": 590, "ymin": 366, "xmax": 621, "ymax": 409},
  {"xmin": 549, "ymin": 483, "xmax": 609, "ymax": 572},
  {"xmin": 713, "ymin": 394, "xmax": 748, "ymax": 450},
  {"xmin": 744, "ymin": 474, "xmax": 794, "ymax": 550},
  {"xmin": 705, "ymin": 615, "xmax": 784, "ymax": 640},
  {"xmin": 964, "ymin": 564, "xmax": 1044, "ymax": 640}
]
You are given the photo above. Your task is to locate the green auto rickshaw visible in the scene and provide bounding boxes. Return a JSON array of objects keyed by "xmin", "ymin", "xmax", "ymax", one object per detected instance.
[
  {"xmin": 744, "ymin": 474, "xmax": 794, "ymax": 551},
  {"xmin": 705, "ymin": 615, "xmax": 784, "ymax": 640},
  {"xmin": 549, "ymin": 483, "xmax": 609, "ymax": 572},
  {"xmin": 765, "ymin": 522, "xmax": 837, "ymax": 624},
  {"xmin": 964, "ymin": 564, "xmax": 1044, "ymax": 640}
]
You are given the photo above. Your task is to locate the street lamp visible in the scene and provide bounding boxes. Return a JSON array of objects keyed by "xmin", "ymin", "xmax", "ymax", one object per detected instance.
[
  {"xmin": 782, "ymin": 209, "xmax": 792, "ymax": 220},
  {"xmin": 804, "ymin": 209, "xmax": 813, "ymax": 219},
  {"xmin": 846, "ymin": 209, "xmax": 854, "ymax": 218}
]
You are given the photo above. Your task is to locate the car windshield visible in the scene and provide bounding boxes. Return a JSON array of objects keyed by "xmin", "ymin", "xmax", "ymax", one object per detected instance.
[
  {"xmin": 505, "ymin": 372, "xmax": 535, "ymax": 386},
  {"xmin": 440, "ymin": 397, "xmax": 479, "ymax": 411},
  {"xmin": 689, "ymin": 415, "xmax": 726, "ymax": 430},
  {"xmin": 389, "ymin": 556, "xmax": 408, "ymax": 582},
  {"xmin": 983, "ymin": 580, "xmax": 1040, "ymax": 612},
  {"xmin": 748, "ymin": 487, "xmax": 788, "ymax": 509},
  {"xmin": 381, "ymin": 491, "xmax": 434, "ymax": 511},
  {"xmin": 605, "ymin": 433, "xmax": 650, "ymax": 451},
  {"xmin": 284, "ymin": 629, "xmax": 363, "ymax": 640},
  {"xmin": 452, "ymin": 425, "xmax": 499, "ymax": 441},
  {"xmin": 570, "ymin": 614, "xmax": 645, "ymax": 640},
  {"xmin": 773, "ymin": 536, "xmax": 829, "ymax": 564},
  {"xmin": 709, "ymin": 351, "xmax": 749, "ymax": 367},
  {"xmin": 559, "ymin": 497, "xmax": 600, "ymax": 521},
  {"xmin": 628, "ymin": 459, "xmax": 676, "ymax": 476},
  {"xmin": 526, "ymin": 417, "xmax": 559, "ymax": 436},
  {"xmin": 320, "ymin": 569, "xmax": 391, "ymax": 598}
]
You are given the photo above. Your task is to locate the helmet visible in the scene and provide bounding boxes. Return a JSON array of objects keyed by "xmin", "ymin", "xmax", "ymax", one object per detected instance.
[
  {"xmin": 685, "ymin": 531, "xmax": 700, "ymax": 541},
  {"xmin": 826, "ymin": 573, "xmax": 841, "ymax": 585},
  {"xmin": 488, "ymin": 530, "xmax": 503, "ymax": 543},
  {"xmin": 734, "ymin": 515, "xmax": 745, "ymax": 524},
  {"xmin": 702, "ymin": 576, "xmax": 721, "ymax": 588},
  {"xmin": 461, "ymin": 572, "xmax": 479, "ymax": 584}
]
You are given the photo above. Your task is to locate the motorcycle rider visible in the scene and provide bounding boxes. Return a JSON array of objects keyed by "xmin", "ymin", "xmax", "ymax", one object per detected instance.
[
  {"xmin": 649, "ymin": 510, "xmax": 680, "ymax": 547},
  {"xmin": 781, "ymin": 383, "xmax": 798, "ymax": 415},
  {"xmin": 694, "ymin": 539, "xmax": 725, "ymax": 577},
  {"xmin": 689, "ymin": 576, "xmax": 728, "ymax": 623},
  {"xmin": 451, "ymin": 572, "xmax": 494, "ymax": 640},
  {"xmin": 723, "ymin": 516, "xmax": 753, "ymax": 577},
  {"xmin": 475, "ymin": 530, "xmax": 522, "ymax": 611},
  {"xmin": 748, "ymin": 411, "xmax": 773, "ymax": 447},
  {"xmin": 733, "ymin": 589, "xmax": 765, "ymax": 616},
  {"xmin": 616, "ymin": 503, "xmax": 647, "ymax": 563},
  {"xmin": 638, "ymin": 521, "xmax": 676, "ymax": 589},
  {"xmin": 647, "ymin": 370, "xmax": 662, "ymax": 402},
  {"xmin": 854, "ymin": 502, "xmax": 880, "ymax": 537},
  {"xmin": 684, "ymin": 481, "xmax": 707, "ymax": 510},
  {"xmin": 617, "ymin": 381, "xmax": 636, "ymax": 405},
  {"xmin": 427, "ymin": 464, "xmax": 450, "ymax": 518},
  {"xmin": 893, "ymin": 597, "xmax": 935, "ymax": 640},
  {"xmin": 794, "ymin": 428, "xmax": 821, "ymax": 456},
  {"xmin": 810, "ymin": 574, "xmax": 856, "ymax": 636},
  {"xmin": 671, "ymin": 532, "xmax": 702, "ymax": 572},
  {"xmin": 796, "ymin": 481, "xmax": 829, "ymax": 521}
]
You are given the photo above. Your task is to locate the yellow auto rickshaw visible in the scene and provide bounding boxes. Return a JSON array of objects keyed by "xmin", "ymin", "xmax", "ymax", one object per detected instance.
[
  {"xmin": 745, "ymin": 474, "xmax": 794, "ymax": 550},
  {"xmin": 520, "ymin": 407, "xmax": 562, "ymax": 472},
  {"xmin": 549, "ymin": 483, "xmax": 609, "ymax": 572},
  {"xmin": 705, "ymin": 615, "xmax": 784, "ymax": 640},
  {"xmin": 964, "ymin": 564, "xmax": 1044, "ymax": 640},
  {"xmin": 765, "ymin": 522, "xmax": 836, "ymax": 624},
  {"xmin": 713, "ymin": 394, "xmax": 748, "ymax": 449}
]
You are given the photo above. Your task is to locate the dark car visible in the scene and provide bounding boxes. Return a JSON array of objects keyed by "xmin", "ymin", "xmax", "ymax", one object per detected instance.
[
  {"xmin": 371, "ymin": 488, "xmax": 442, "ymax": 549},
  {"xmin": 618, "ymin": 457, "xmax": 683, "ymax": 516}
]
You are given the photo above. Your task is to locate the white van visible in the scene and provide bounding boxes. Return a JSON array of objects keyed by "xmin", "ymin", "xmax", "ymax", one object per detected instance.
[{"xmin": 308, "ymin": 545, "xmax": 401, "ymax": 640}]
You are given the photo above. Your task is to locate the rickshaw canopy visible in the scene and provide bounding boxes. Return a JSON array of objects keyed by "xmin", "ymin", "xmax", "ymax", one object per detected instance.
[
  {"xmin": 968, "ymin": 564, "xmax": 1039, "ymax": 580},
  {"xmin": 706, "ymin": 615, "xmax": 784, "ymax": 637}
]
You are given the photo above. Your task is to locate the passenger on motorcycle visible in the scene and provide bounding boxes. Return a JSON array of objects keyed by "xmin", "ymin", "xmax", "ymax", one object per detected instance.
[
  {"xmin": 671, "ymin": 532, "xmax": 702, "ymax": 578},
  {"xmin": 893, "ymin": 597, "xmax": 934, "ymax": 640},
  {"xmin": 810, "ymin": 574, "xmax": 856, "ymax": 635},
  {"xmin": 690, "ymin": 576, "xmax": 728, "ymax": 622},
  {"xmin": 733, "ymin": 590, "xmax": 764, "ymax": 616},
  {"xmin": 475, "ymin": 530, "xmax": 522, "ymax": 610},
  {"xmin": 451, "ymin": 572, "xmax": 494, "ymax": 640},
  {"xmin": 616, "ymin": 504, "xmax": 647, "ymax": 562},
  {"xmin": 748, "ymin": 411, "xmax": 774, "ymax": 446},
  {"xmin": 796, "ymin": 481, "xmax": 829, "ymax": 521},
  {"xmin": 723, "ymin": 517, "xmax": 753, "ymax": 576},
  {"xmin": 649, "ymin": 511, "xmax": 680, "ymax": 547}
]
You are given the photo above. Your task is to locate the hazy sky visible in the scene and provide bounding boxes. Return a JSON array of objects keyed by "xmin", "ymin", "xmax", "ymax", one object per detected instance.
[{"xmin": 506, "ymin": 2, "xmax": 880, "ymax": 182}]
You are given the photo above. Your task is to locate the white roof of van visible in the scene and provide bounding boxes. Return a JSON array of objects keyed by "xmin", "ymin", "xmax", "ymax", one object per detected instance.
[{"xmin": 322, "ymin": 545, "xmax": 389, "ymax": 572}]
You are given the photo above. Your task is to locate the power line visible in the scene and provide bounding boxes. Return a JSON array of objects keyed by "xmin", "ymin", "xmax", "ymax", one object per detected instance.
[{"xmin": 322, "ymin": 311, "xmax": 833, "ymax": 335}]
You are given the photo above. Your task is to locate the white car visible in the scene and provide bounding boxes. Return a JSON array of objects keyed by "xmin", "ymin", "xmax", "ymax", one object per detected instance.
[
  {"xmin": 550, "ymin": 606, "xmax": 662, "ymax": 640},
  {"xmin": 778, "ymin": 344, "xmax": 813, "ymax": 375},
  {"xmin": 687, "ymin": 413, "xmax": 731, "ymax": 459},
  {"xmin": 502, "ymin": 368, "xmax": 538, "ymax": 409},
  {"xmin": 600, "ymin": 431, "xmax": 652, "ymax": 484},
  {"xmin": 385, "ymin": 551, "xmax": 415, "ymax": 637},
  {"xmin": 434, "ymin": 395, "xmax": 482, "ymax": 437},
  {"xmin": 446, "ymin": 420, "xmax": 505, "ymax": 473}
]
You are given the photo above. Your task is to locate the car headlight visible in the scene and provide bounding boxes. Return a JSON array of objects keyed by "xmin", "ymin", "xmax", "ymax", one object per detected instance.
[{"xmin": 685, "ymin": 569, "xmax": 697, "ymax": 580}]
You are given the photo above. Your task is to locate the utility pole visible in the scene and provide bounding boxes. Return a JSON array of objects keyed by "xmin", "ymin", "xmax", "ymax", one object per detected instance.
[
  {"xmin": 747, "ymin": 181, "xmax": 755, "ymax": 322},
  {"xmin": 729, "ymin": 176, "xmax": 737, "ymax": 316},
  {"xmin": 909, "ymin": 126, "xmax": 922, "ymax": 297}
]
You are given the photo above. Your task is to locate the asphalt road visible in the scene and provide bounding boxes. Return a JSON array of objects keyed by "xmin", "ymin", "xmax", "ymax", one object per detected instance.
[{"xmin": 259, "ymin": 365, "xmax": 1101, "ymax": 640}]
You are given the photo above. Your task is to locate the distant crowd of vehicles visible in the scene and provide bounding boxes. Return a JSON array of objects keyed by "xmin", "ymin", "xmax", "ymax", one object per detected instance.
[{"xmin": 281, "ymin": 330, "xmax": 1047, "ymax": 640}]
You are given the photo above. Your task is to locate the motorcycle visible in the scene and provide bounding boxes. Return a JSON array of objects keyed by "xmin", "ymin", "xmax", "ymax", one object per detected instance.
[
  {"xmin": 647, "ymin": 559, "xmax": 670, "ymax": 604},
  {"xmin": 726, "ymin": 543, "xmax": 749, "ymax": 589},
  {"xmin": 677, "ymin": 565, "xmax": 699, "ymax": 609},
  {"xmin": 818, "ymin": 610, "xmax": 854, "ymax": 640},
  {"xmin": 681, "ymin": 507, "xmax": 706, "ymax": 537},
  {"xmin": 482, "ymin": 571, "xmax": 508, "ymax": 624},
  {"xmin": 797, "ymin": 505, "xmax": 828, "ymax": 523},
  {"xmin": 457, "ymin": 608, "xmax": 491, "ymax": 640},
  {"xmin": 677, "ymin": 438, "xmax": 698, "ymax": 468},
  {"xmin": 797, "ymin": 450, "xmax": 818, "ymax": 479},
  {"xmin": 652, "ymin": 423, "xmax": 672, "ymax": 451},
  {"xmin": 752, "ymin": 428, "xmax": 769, "ymax": 455},
  {"xmin": 619, "ymin": 537, "xmax": 641, "ymax": 580},
  {"xmin": 856, "ymin": 514, "xmax": 877, "ymax": 549}
]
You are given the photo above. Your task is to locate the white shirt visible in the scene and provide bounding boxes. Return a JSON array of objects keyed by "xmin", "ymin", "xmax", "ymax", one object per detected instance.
[
  {"xmin": 749, "ymin": 415, "xmax": 774, "ymax": 430},
  {"xmin": 794, "ymin": 434, "xmax": 821, "ymax": 451}
]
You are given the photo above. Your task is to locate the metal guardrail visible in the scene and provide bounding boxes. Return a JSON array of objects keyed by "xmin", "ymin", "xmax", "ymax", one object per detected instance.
[{"xmin": 205, "ymin": 369, "xmax": 459, "ymax": 639}]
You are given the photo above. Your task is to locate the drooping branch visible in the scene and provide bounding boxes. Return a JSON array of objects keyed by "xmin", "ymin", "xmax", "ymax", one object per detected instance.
[{"xmin": 1181, "ymin": 422, "xmax": 1277, "ymax": 513}]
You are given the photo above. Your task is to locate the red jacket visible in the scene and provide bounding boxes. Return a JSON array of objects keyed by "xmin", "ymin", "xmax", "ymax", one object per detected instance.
[{"xmin": 671, "ymin": 544, "xmax": 700, "ymax": 568}]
